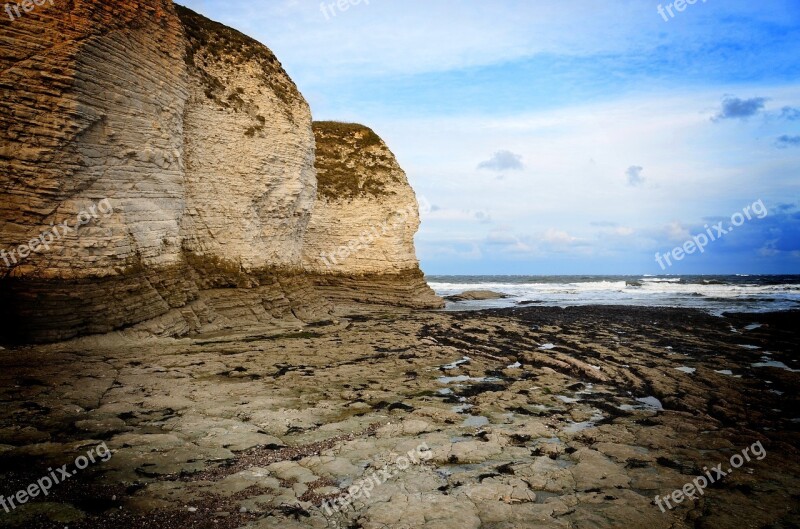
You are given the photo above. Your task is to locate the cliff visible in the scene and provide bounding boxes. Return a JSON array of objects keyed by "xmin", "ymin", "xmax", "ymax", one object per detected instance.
[
  {"xmin": 303, "ymin": 122, "xmax": 443, "ymax": 309},
  {"xmin": 0, "ymin": 0, "xmax": 201, "ymax": 342},
  {"xmin": 0, "ymin": 1, "xmax": 440, "ymax": 344},
  {"xmin": 174, "ymin": 5, "xmax": 331, "ymax": 328}
]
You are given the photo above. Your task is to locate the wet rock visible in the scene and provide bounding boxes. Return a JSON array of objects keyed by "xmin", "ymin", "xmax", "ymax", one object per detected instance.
[{"xmin": 445, "ymin": 290, "xmax": 509, "ymax": 302}]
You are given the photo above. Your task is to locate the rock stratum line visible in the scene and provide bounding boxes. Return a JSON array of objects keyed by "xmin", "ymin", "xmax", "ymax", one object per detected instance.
[{"xmin": 0, "ymin": 1, "xmax": 442, "ymax": 344}]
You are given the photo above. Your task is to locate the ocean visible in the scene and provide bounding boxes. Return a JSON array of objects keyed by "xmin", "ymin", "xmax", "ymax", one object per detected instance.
[{"xmin": 427, "ymin": 275, "xmax": 800, "ymax": 315}]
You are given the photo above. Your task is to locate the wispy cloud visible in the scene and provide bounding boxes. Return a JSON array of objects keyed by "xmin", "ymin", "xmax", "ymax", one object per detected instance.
[
  {"xmin": 712, "ymin": 96, "xmax": 768, "ymax": 121},
  {"xmin": 477, "ymin": 150, "xmax": 524, "ymax": 171},
  {"xmin": 625, "ymin": 165, "xmax": 645, "ymax": 187},
  {"xmin": 776, "ymin": 135, "xmax": 800, "ymax": 148},
  {"xmin": 665, "ymin": 221, "xmax": 691, "ymax": 242},
  {"xmin": 780, "ymin": 106, "xmax": 800, "ymax": 120},
  {"xmin": 542, "ymin": 228, "xmax": 580, "ymax": 245}
]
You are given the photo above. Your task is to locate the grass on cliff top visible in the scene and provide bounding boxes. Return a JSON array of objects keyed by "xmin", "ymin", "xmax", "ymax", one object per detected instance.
[
  {"xmin": 313, "ymin": 121, "xmax": 403, "ymax": 201},
  {"xmin": 174, "ymin": 4, "xmax": 300, "ymax": 118},
  {"xmin": 313, "ymin": 121, "xmax": 383, "ymax": 147}
]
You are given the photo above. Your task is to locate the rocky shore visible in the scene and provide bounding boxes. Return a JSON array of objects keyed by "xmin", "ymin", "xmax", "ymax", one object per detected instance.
[{"xmin": 0, "ymin": 305, "xmax": 797, "ymax": 528}]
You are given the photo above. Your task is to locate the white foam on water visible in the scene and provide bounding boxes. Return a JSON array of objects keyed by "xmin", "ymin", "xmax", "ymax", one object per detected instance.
[{"xmin": 429, "ymin": 277, "xmax": 800, "ymax": 314}]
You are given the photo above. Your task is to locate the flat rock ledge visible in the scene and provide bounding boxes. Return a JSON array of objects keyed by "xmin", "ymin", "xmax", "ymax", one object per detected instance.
[{"xmin": 445, "ymin": 290, "xmax": 510, "ymax": 302}]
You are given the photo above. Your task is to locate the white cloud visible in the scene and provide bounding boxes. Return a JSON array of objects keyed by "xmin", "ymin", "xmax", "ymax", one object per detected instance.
[
  {"xmin": 180, "ymin": 0, "xmax": 797, "ymax": 81},
  {"xmin": 478, "ymin": 150, "xmax": 524, "ymax": 171},
  {"xmin": 625, "ymin": 166, "xmax": 645, "ymax": 187},
  {"xmin": 665, "ymin": 222, "xmax": 691, "ymax": 242},
  {"xmin": 542, "ymin": 229, "xmax": 579, "ymax": 245}
]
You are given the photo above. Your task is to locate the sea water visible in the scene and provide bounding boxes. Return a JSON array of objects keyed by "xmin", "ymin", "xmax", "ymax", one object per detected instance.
[{"xmin": 427, "ymin": 275, "xmax": 800, "ymax": 315}]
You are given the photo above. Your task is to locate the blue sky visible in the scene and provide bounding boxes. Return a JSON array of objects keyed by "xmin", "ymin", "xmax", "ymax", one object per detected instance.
[{"xmin": 178, "ymin": 0, "xmax": 800, "ymax": 275}]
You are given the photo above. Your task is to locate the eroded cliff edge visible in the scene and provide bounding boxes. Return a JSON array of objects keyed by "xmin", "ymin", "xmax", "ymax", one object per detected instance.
[
  {"xmin": 303, "ymin": 122, "xmax": 443, "ymax": 309},
  {"xmin": 0, "ymin": 2, "xmax": 441, "ymax": 343}
]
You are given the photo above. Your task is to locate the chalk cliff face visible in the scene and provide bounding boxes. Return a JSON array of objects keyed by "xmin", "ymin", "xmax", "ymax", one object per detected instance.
[
  {"xmin": 303, "ymin": 122, "xmax": 443, "ymax": 309},
  {"xmin": 0, "ymin": 1, "xmax": 440, "ymax": 343},
  {"xmin": 177, "ymin": 6, "xmax": 316, "ymax": 271},
  {"xmin": 174, "ymin": 6, "xmax": 330, "ymax": 328},
  {"xmin": 0, "ymin": 0, "xmax": 199, "ymax": 342}
]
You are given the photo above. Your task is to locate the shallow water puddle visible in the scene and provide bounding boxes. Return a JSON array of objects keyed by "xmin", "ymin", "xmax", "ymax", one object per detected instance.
[
  {"xmin": 462, "ymin": 415, "xmax": 490, "ymax": 427},
  {"xmin": 636, "ymin": 396, "xmax": 664, "ymax": 410},
  {"xmin": 437, "ymin": 375, "xmax": 474, "ymax": 384},
  {"xmin": 442, "ymin": 357, "xmax": 471, "ymax": 370},
  {"xmin": 564, "ymin": 409, "xmax": 605, "ymax": 433},
  {"xmin": 752, "ymin": 358, "xmax": 799, "ymax": 372},
  {"xmin": 438, "ymin": 375, "xmax": 504, "ymax": 384},
  {"xmin": 619, "ymin": 396, "xmax": 663, "ymax": 412},
  {"xmin": 436, "ymin": 461, "xmax": 498, "ymax": 477}
]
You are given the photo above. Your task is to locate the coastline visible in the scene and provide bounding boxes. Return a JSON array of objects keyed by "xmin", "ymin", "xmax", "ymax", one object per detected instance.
[
  {"xmin": 0, "ymin": 304, "xmax": 797, "ymax": 528},
  {"xmin": 428, "ymin": 274, "xmax": 800, "ymax": 315}
]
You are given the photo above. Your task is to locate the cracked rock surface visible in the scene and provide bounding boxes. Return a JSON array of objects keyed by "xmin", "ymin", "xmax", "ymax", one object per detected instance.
[{"xmin": 0, "ymin": 305, "xmax": 797, "ymax": 528}]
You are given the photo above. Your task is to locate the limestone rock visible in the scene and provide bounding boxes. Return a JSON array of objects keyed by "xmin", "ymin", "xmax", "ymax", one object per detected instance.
[
  {"xmin": 0, "ymin": 2, "xmax": 326, "ymax": 343},
  {"xmin": 0, "ymin": 0, "xmax": 195, "ymax": 342},
  {"xmin": 303, "ymin": 122, "xmax": 443, "ymax": 309},
  {"xmin": 176, "ymin": 5, "xmax": 315, "ymax": 271},
  {"xmin": 0, "ymin": 2, "xmax": 437, "ymax": 343},
  {"xmin": 445, "ymin": 290, "xmax": 510, "ymax": 302}
]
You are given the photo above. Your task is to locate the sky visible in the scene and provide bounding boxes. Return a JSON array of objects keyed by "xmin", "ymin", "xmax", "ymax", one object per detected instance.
[{"xmin": 178, "ymin": 0, "xmax": 800, "ymax": 275}]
